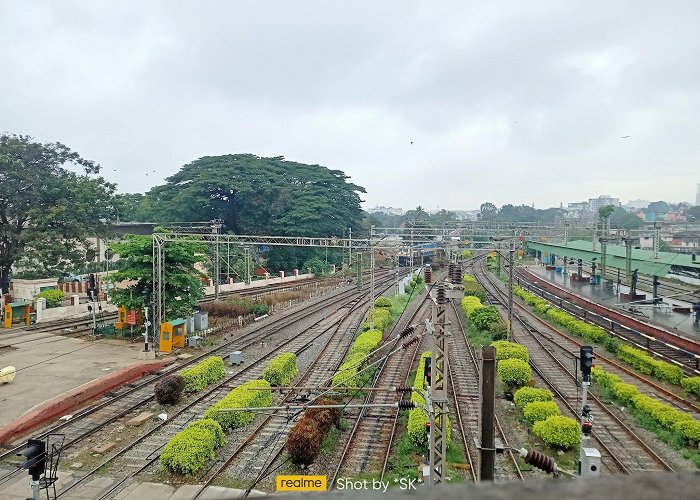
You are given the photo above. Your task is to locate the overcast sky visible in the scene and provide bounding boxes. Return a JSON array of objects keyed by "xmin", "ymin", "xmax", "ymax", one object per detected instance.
[{"xmin": 1, "ymin": 1, "xmax": 699, "ymax": 211}]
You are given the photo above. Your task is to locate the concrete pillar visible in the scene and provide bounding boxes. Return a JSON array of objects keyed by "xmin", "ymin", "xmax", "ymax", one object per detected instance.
[
  {"xmin": 331, "ymin": 264, "xmax": 336, "ymax": 273},
  {"xmin": 227, "ymin": 277, "xmax": 233, "ymax": 285},
  {"xmin": 294, "ymin": 269, "xmax": 299, "ymax": 277},
  {"xmin": 208, "ymin": 279, "xmax": 214, "ymax": 287},
  {"xmin": 280, "ymin": 271, "xmax": 285, "ymax": 279},
  {"xmin": 71, "ymin": 295, "xmax": 80, "ymax": 313},
  {"xmin": 36, "ymin": 298, "xmax": 46, "ymax": 323},
  {"xmin": 265, "ymin": 273, "xmax": 269, "ymax": 280}
]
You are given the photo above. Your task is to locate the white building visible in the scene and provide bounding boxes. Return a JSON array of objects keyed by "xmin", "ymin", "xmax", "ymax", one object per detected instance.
[
  {"xmin": 696, "ymin": 183, "xmax": 700, "ymax": 206},
  {"xmin": 588, "ymin": 195, "xmax": 621, "ymax": 213},
  {"xmin": 367, "ymin": 206, "xmax": 404, "ymax": 216}
]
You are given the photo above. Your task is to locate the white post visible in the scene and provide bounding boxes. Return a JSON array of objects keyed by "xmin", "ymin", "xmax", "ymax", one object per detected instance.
[{"xmin": 36, "ymin": 298, "xmax": 46, "ymax": 323}]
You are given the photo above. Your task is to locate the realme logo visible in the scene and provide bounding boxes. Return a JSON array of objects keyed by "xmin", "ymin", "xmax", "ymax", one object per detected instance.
[{"xmin": 276, "ymin": 475, "xmax": 327, "ymax": 491}]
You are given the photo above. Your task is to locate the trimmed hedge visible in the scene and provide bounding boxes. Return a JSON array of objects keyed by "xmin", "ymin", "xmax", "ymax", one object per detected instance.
[
  {"xmin": 36, "ymin": 289, "xmax": 65, "ymax": 308},
  {"xmin": 350, "ymin": 329, "xmax": 383, "ymax": 357},
  {"xmin": 262, "ymin": 353, "xmax": 298, "ymax": 387},
  {"xmin": 374, "ymin": 297, "xmax": 392, "ymax": 308},
  {"xmin": 461, "ymin": 296, "xmax": 483, "ymax": 317},
  {"xmin": 462, "ymin": 273, "xmax": 477, "ymax": 284},
  {"xmin": 593, "ymin": 366, "xmax": 700, "ymax": 445},
  {"xmin": 463, "ymin": 282, "xmax": 486, "ymax": 302},
  {"xmin": 470, "ymin": 306, "xmax": 501, "ymax": 331},
  {"xmin": 533, "ymin": 415, "xmax": 580, "ymax": 449},
  {"xmin": 617, "ymin": 345, "xmax": 684, "ymax": 385},
  {"xmin": 204, "ymin": 379, "xmax": 273, "ymax": 429},
  {"xmin": 681, "ymin": 377, "xmax": 700, "ymax": 398},
  {"xmin": 181, "ymin": 356, "xmax": 227, "ymax": 392},
  {"xmin": 514, "ymin": 387, "xmax": 554, "ymax": 410},
  {"xmin": 497, "ymin": 358, "xmax": 531, "ymax": 387},
  {"xmin": 523, "ymin": 401, "xmax": 561, "ymax": 423},
  {"xmin": 332, "ymin": 329, "xmax": 383, "ymax": 387},
  {"xmin": 363, "ymin": 308, "xmax": 391, "ymax": 331},
  {"xmin": 160, "ymin": 419, "xmax": 225, "ymax": 474},
  {"xmin": 488, "ymin": 321, "xmax": 508, "ymax": 340},
  {"xmin": 491, "ymin": 340, "xmax": 529, "ymax": 363}
]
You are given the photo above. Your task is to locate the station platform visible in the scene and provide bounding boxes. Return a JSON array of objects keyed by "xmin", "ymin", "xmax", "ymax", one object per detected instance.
[
  {"xmin": 0, "ymin": 330, "xmax": 167, "ymax": 428},
  {"xmin": 523, "ymin": 265, "xmax": 700, "ymax": 340}
]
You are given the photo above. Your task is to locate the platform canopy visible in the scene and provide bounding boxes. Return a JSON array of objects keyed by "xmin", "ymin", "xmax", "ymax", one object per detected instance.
[{"xmin": 525, "ymin": 239, "xmax": 699, "ymax": 277}]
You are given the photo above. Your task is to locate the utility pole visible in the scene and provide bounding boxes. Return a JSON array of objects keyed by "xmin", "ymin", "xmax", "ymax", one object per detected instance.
[
  {"xmin": 211, "ymin": 220, "xmax": 222, "ymax": 300},
  {"xmin": 480, "ymin": 345, "xmax": 496, "ymax": 480},
  {"xmin": 370, "ymin": 226, "xmax": 376, "ymax": 328},
  {"xmin": 244, "ymin": 247, "xmax": 251, "ymax": 285},
  {"xmin": 428, "ymin": 282, "xmax": 448, "ymax": 486},
  {"xmin": 355, "ymin": 253, "xmax": 363, "ymax": 290},
  {"xmin": 410, "ymin": 229, "xmax": 414, "ymax": 269},
  {"xmin": 652, "ymin": 222, "xmax": 660, "ymax": 259},
  {"xmin": 507, "ymin": 244, "xmax": 514, "ymax": 341},
  {"xmin": 578, "ymin": 346, "xmax": 601, "ymax": 477},
  {"xmin": 348, "ymin": 227, "xmax": 352, "ymax": 270}
]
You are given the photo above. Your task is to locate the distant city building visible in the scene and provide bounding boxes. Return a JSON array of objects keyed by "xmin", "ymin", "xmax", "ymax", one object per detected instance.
[
  {"xmin": 367, "ymin": 206, "xmax": 404, "ymax": 215},
  {"xmin": 453, "ymin": 210, "xmax": 479, "ymax": 221},
  {"xmin": 696, "ymin": 183, "xmax": 700, "ymax": 206},
  {"xmin": 624, "ymin": 199, "xmax": 650, "ymax": 210},
  {"xmin": 588, "ymin": 195, "xmax": 621, "ymax": 213}
]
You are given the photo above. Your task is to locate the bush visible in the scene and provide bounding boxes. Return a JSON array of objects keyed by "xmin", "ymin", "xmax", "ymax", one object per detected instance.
[
  {"xmin": 651, "ymin": 359, "xmax": 684, "ymax": 386},
  {"xmin": 461, "ymin": 296, "xmax": 483, "ymax": 316},
  {"xmin": 305, "ymin": 398, "xmax": 341, "ymax": 434},
  {"xmin": 413, "ymin": 275, "xmax": 424, "ymax": 285},
  {"xmin": 497, "ymin": 358, "xmax": 531, "ymax": 387},
  {"xmin": 675, "ymin": 420, "xmax": 700, "ymax": 445},
  {"xmin": 681, "ymin": 377, "xmax": 700, "ymax": 397},
  {"xmin": 204, "ymin": 379, "xmax": 273, "ymax": 429},
  {"xmin": 470, "ymin": 306, "xmax": 501, "ymax": 331},
  {"xmin": 523, "ymin": 401, "xmax": 561, "ymax": 423},
  {"xmin": 533, "ymin": 416, "xmax": 580, "ymax": 449},
  {"xmin": 36, "ymin": 289, "xmax": 65, "ymax": 308},
  {"xmin": 603, "ymin": 335, "xmax": 620, "ymax": 354},
  {"xmin": 616, "ymin": 345, "xmax": 655, "ymax": 375},
  {"xmin": 363, "ymin": 308, "xmax": 391, "ymax": 331},
  {"xmin": 462, "ymin": 282, "xmax": 486, "ymax": 302},
  {"xmin": 488, "ymin": 321, "xmax": 508, "ymax": 340},
  {"xmin": 462, "ymin": 273, "xmax": 477, "ymax": 284},
  {"xmin": 514, "ymin": 387, "xmax": 554, "ymax": 410},
  {"xmin": 181, "ymin": 356, "xmax": 227, "ymax": 392},
  {"xmin": 491, "ymin": 340, "xmax": 529, "ymax": 363},
  {"xmin": 350, "ymin": 329, "xmax": 383, "ymax": 357},
  {"xmin": 374, "ymin": 297, "xmax": 392, "ymax": 308},
  {"xmin": 611, "ymin": 382, "xmax": 639, "ymax": 404},
  {"xmin": 250, "ymin": 302, "xmax": 270, "ymax": 316},
  {"xmin": 160, "ymin": 419, "xmax": 225, "ymax": 474},
  {"xmin": 154, "ymin": 374, "xmax": 185, "ymax": 405},
  {"xmin": 262, "ymin": 353, "xmax": 298, "ymax": 387},
  {"xmin": 286, "ymin": 417, "xmax": 321, "ymax": 466}
]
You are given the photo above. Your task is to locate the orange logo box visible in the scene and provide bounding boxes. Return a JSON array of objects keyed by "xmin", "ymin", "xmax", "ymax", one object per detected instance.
[{"xmin": 276, "ymin": 475, "xmax": 327, "ymax": 491}]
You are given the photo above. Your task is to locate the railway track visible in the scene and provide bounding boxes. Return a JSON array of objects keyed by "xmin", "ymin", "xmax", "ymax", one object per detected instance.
[
  {"xmin": 513, "ymin": 269, "xmax": 700, "ymax": 375},
  {"xmin": 49, "ymin": 272, "xmax": 405, "ymax": 498},
  {"xmin": 473, "ymin": 259, "xmax": 675, "ymax": 475},
  {"xmin": 447, "ymin": 299, "xmax": 523, "ymax": 481}
]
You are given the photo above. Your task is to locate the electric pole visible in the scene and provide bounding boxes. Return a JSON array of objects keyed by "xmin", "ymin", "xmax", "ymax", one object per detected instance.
[
  {"xmin": 507, "ymin": 244, "xmax": 514, "ymax": 341},
  {"xmin": 428, "ymin": 282, "xmax": 448, "ymax": 486}
]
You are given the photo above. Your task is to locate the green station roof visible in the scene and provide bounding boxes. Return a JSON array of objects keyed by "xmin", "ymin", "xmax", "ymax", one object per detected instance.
[{"xmin": 525, "ymin": 239, "xmax": 699, "ymax": 277}]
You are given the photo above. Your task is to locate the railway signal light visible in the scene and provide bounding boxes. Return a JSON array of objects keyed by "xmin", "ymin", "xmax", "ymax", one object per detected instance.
[
  {"xmin": 580, "ymin": 346, "xmax": 594, "ymax": 382},
  {"xmin": 17, "ymin": 438, "xmax": 46, "ymax": 480}
]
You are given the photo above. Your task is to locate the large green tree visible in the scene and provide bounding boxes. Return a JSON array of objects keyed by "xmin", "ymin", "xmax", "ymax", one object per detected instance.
[
  {"xmin": 142, "ymin": 154, "xmax": 366, "ymax": 237},
  {"xmin": 107, "ymin": 235, "xmax": 205, "ymax": 320},
  {"xmin": 0, "ymin": 134, "xmax": 115, "ymax": 285}
]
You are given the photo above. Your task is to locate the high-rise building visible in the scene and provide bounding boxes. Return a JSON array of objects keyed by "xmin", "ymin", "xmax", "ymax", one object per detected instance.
[
  {"xmin": 696, "ymin": 183, "xmax": 700, "ymax": 206},
  {"xmin": 588, "ymin": 195, "xmax": 620, "ymax": 213}
]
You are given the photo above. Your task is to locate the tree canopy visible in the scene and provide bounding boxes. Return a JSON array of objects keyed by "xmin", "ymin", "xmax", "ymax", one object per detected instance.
[
  {"xmin": 135, "ymin": 154, "xmax": 366, "ymax": 237},
  {"xmin": 0, "ymin": 134, "xmax": 115, "ymax": 284}
]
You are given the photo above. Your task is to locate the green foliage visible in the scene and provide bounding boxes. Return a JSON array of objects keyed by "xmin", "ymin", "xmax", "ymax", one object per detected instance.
[
  {"xmin": 204, "ymin": 379, "xmax": 273, "ymax": 429},
  {"xmin": 514, "ymin": 387, "xmax": 554, "ymax": 410},
  {"xmin": 681, "ymin": 377, "xmax": 700, "ymax": 398},
  {"xmin": 262, "ymin": 353, "xmax": 298, "ymax": 387},
  {"xmin": 488, "ymin": 321, "xmax": 508, "ymax": 340},
  {"xmin": 497, "ymin": 358, "xmax": 531, "ymax": 387},
  {"xmin": 617, "ymin": 345, "xmax": 684, "ymax": 384},
  {"xmin": 462, "ymin": 282, "xmax": 486, "ymax": 302},
  {"xmin": 374, "ymin": 297, "xmax": 392, "ymax": 308},
  {"xmin": 302, "ymin": 256, "xmax": 331, "ymax": 275},
  {"xmin": 36, "ymin": 289, "xmax": 64, "ymax": 308},
  {"xmin": 674, "ymin": 420, "xmax": 700, "ymax": 444},
  {"xmin": 0, "ymin": 134, "xmax": 115, "ymax": 279},
  {"xmin": 513, "ymin": 285, "xmax": 551, "ymax": 313},
  {"xmin": 350, "ymin": 329, "xmax": 383, "ymax": 356},
  {"xmin": 610, "ymin": 382, "xmax": 640, "ymax": 404},
  {"xmin": 523, "ymin": 401, "xmax": 560, "ymax": 423},
  {"xmin": 160, "ymin": 419, "xmax": 225, "ymax": 474},
  {"xmin": 412, "ymin": 275, "xmax": 424, "ymax": 285},
  {"xmin": 603, "ymin": 335, "xmax": 620, "ymax": 354},
  {"xmin": 491, "ymin": 340, "xmax": 529, "ymax": 363},
  {"xmin": 107, "ymin": 235, "xmax": 205, "ymax": 320},
  {"xmin": 181, "ymin": 356, "xmax": 227, "ymax": 392},
  {"xmin": 363, "ymin": 308, "xmax": 391, "ymax": 331},
  {"xmin": 461, "ymin": 295, "xmax": 483, "ymax": 316},
  {"xmin": 469, "ymin": 306, "xmax": 501, "ymax": 331},
  {"xmin": 460, "ymin": 250, "xmax": 474, "ymax": 259},
  {"xmin": 532, "ymin": 416, "xmax": 580, "ymax": 449},
  {"xmin": 333, "ymin": 329, "xmax": 383, "ymax": 387}
]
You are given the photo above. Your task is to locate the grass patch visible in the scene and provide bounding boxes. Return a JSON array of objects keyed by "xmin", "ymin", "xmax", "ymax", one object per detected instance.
[{"xmin": 321, "ymin": 426, "xmax": 341, "ymax": 453}]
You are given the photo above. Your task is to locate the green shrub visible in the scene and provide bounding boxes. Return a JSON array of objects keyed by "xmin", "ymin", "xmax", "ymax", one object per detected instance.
[
  {"xmin": 603, "ymin": 335, "xmax": 620, "ymax": 354},
  {"xmin": 462, "ymin": 282, "xmax": 486, "ymax": 302},
  {"xmin": 204, "ymin": 379, "xmax": 273, "ymax": 429},
  {"xmin": 461, "ymin": 296, "xmax": 483, "ymax": 316},
  {"xmin": 591, "ymin": 366, "xmax": 621, "ymax": 390},
  {"xmin": 491, "ymin": 340, "xmax": 529, "ymax": 363},
  {"xmin": 681, "ymin": 377, "xmax": 700, "ymax": 397},
  {"xmin": 523, "ymin": 401, "xmax": 560, "ymax": 423},
  {"xmin": 651, "ymin": 359, "xmax": 684, "ymax": 386},
  {"xmin": 363, "ymin": 308, "xmax": 391, "ymax": 331},
  {"xmin": 488, "ymin": 321, "xmax": 508, "ymax": 340},
  {"xmin": 616, "ymin": 345, "xmax": 655, "ymax": 375},
  {"xmin": 181, "ymin": 356, "xmax": 227, "ymax": 392},
  {"xmin": 250, "ymin": 302, "xmax": 269, "ymax": 316},
  {"xmin": 611, "ymin": 382, "xmax": 639, "ymax": 404},
  {"xmin": 350, "ymin": 329, "xmax": 383, "ymax": 357},
  {"xmin": 36, "ymin": 289, "xmax": 65, "ymax": 308},
  {"xmin": 333, "ymin": 359, "xmax": 361, "ymax": 387},
  {"xmin": 404, "ymin": 283, "xmax": 413, "ymax": 294},
  {"xmin": 514, "ymin": 387, "xmax": 554, "ymax": 409},
  {"xmin": 262, "ymin": 353, "xmax": 298, "ymax": 387},
  {"xmin": 462, "ymin": 273, "xmax": 477, "ymax": 284},
  {"xmin": 675, "ymin": 420, "xmax": 700, "ymax": 444},
  {"xmin": 413, "ymin": 275, "xmax": 424, "ymax": 285},
  {"xmin": 374, "ymin": 297, "xmax": 392, "ymax": 308},
  {"xmin": 497, "ymin": 358, "xmax": 531, "ymax": 387},
  {"xmin": 470, "ymin": 306, "xmax": 501, "ymax": 331},
  {"xmin": 533, "ymin": 416, "xmax": 580, "ymax": 449},
  {"xmin": 160, "ymin": 419, "xmax": 225, "ymax": 474}
]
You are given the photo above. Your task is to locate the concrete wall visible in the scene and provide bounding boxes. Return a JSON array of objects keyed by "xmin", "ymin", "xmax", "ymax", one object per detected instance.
[
  {"xmin": 10, "ymin": 278, "xmax": 59, "ymax": 301},
  {"xmin": 35, "ymin": 296, "xmax": 118, "ymax": 323},
  {"xmin": 204, "ymin": 273, "xmax": 314, "ymax": 295}
]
